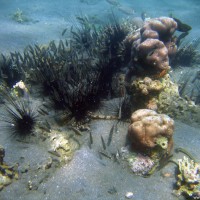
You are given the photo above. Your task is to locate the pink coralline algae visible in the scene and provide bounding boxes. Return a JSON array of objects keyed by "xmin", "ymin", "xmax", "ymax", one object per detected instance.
[{"xmin": 128, "ymin": 153, "xmax": 155, "ymax": 176}]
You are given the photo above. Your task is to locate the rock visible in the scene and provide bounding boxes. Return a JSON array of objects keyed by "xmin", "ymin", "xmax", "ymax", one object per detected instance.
[{"xmin": 125, "ymin": 192, "xmax": 134, "ymax": 199}]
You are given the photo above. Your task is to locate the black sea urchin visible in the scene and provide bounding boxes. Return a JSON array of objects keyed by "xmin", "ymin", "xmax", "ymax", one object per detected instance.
[
  {"xmin": 70, "ymin": 16, "xmax": 99, "ymax": 57},
  {"xmin": 171, "ymin": 37, "xmax": 200, "ymax": 68},
  {"xmin": 0, "ymin": 87, "xmax": 37, "ymax": 137}
]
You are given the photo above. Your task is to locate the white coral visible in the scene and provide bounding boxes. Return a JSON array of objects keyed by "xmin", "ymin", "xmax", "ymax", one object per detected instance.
[
  {"xmin": 178, "ymin": 156, "xmax": 200, "ymax": 183},
  {"xmin": 13, "ymin": 80, "xmax": 28, "ymax": 92},
  {"xmin": 50, "ymin": 133, "xmax": 70, "ymax": 152}
]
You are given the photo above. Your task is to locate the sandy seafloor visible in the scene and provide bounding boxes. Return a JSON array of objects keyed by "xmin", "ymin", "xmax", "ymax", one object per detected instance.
[
  {"xmin": 1, "ymin": 117, "xmax": 200, "ymax": 200},
  {"xmin": 0, "ymin": 0, "xmax": 200, "ymax": 199},
  {"xmin": 0, "ymin": 0, "xmax": 199, "ymax": 53}
]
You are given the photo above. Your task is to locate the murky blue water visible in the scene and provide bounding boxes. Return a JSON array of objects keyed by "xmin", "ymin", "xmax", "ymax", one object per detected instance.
[
  {"xmin": 0, "ymin": 0, "xmax": 199, "ymax": 53},
  {"xmin": 0, "ymin": 1, "xmax": 200, "ymax": 200}
]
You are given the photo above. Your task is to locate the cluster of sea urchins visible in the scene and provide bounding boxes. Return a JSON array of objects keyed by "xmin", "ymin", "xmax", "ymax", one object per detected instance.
[
  {"xmin": 0, "ymin": 16, "xmax": 135, "ymax": 137},
  {"xmin": 0, "ymin": 15, "xmax": 195, "ymax": 137}
]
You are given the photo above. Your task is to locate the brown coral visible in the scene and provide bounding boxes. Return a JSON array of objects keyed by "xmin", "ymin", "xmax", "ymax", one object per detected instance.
[
  {"xmin": 136, "ymin": 38, "xmax": 170, "ymax": 74},
  {"xmin": 140, "ymin": 17, "xmax": 177, "ymax": 42},
  {"xmin": 129, "ymin": 17, "xmax": 177, "ymax": 76},
  {"xmin": 128, "ymin": 109, "xmax": 174, "ymax": 154}
]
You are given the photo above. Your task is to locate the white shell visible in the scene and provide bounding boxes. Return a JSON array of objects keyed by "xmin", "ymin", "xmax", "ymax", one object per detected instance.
[{"xmin": 125, "ymin": 192, "xmax": 134, "ymax": 199}]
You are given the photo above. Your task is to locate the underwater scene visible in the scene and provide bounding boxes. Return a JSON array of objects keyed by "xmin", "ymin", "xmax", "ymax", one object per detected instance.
[{"xmin": 0, "ymin": 0, "xmax": 200, "ymax": 199}]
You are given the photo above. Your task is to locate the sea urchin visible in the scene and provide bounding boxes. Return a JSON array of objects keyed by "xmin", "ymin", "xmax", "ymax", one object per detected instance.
[{"xmin": 0, "ymin": 87, "xmax": 37, "ymax": 137}]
